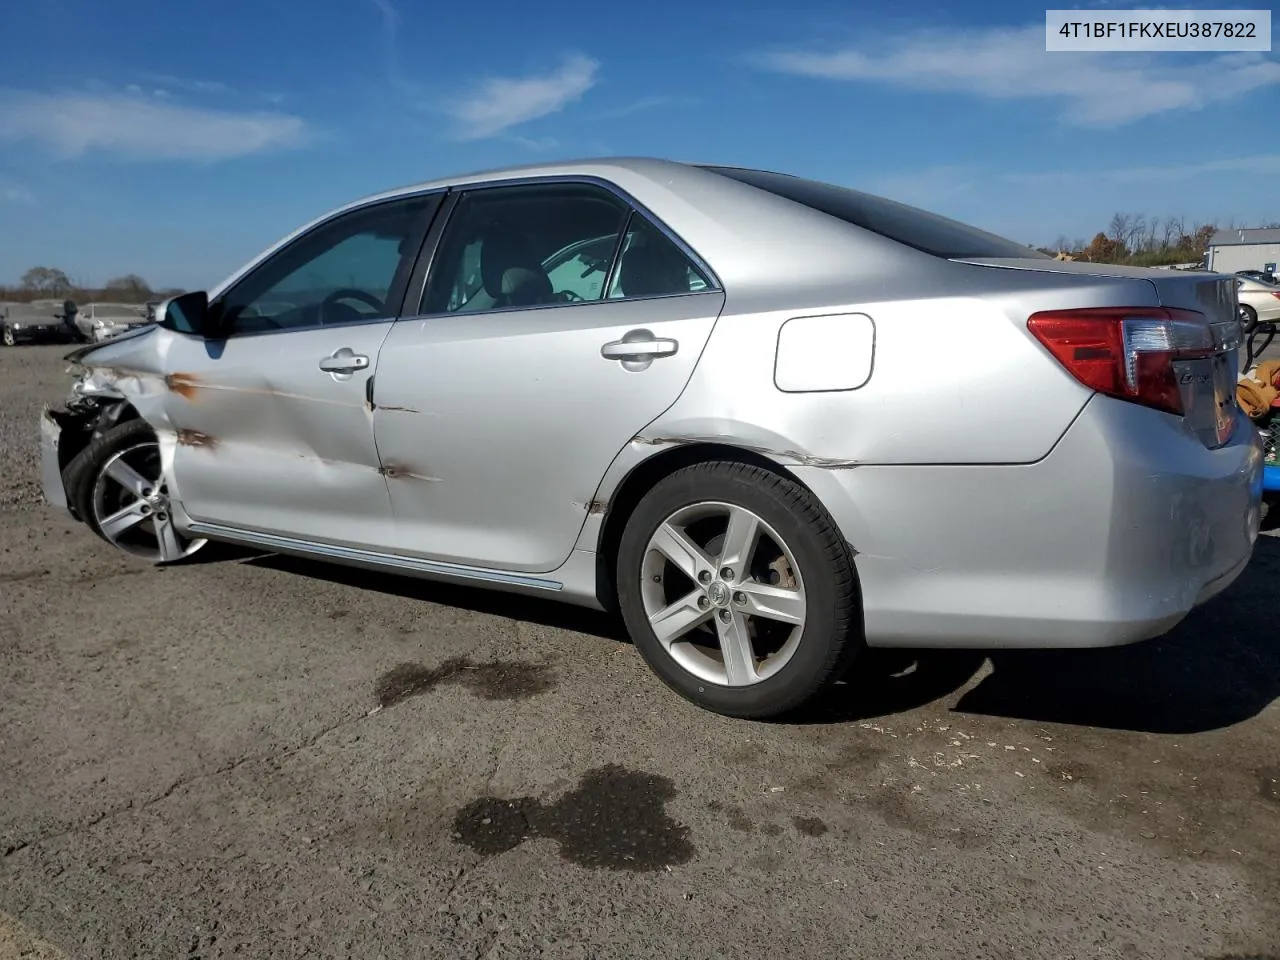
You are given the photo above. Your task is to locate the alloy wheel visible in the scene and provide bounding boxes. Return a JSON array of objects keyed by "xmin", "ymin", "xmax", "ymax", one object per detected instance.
[
  {"xmin": 91, "ymin": 441, "xmax": 206, "ymax": 562},
  {"xmin": 639, "ymin": 501, "xmax": 806, "ymax": 687}
]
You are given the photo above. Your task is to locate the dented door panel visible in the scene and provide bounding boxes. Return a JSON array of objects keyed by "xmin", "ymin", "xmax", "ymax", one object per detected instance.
[
  {"xmin": 152, "ymin": 325, "xmax": 398, "ymax": 549},
  {"xmin": 374, "ymin": 293, "xmax": 725, "ymax": 573}
]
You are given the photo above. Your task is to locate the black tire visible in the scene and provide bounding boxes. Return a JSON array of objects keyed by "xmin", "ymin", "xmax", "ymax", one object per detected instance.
[
  {"xmin": 616, "ymin": 461, "xmax": 861, "ymax": 719},
  {"xmin": 1, "ymin": 325, "xmax": 14, "ymax": 347},
  {"xmin": 1241, "ymin": 304, "xmax": 1258, "ymax": 335},
  {"xmin": 61, "ymin": 417, "xmax": 204, "ymax": 565},
  {"xmin": 63, "ymin": 417, "xmax": 155, "ymax": 545}
]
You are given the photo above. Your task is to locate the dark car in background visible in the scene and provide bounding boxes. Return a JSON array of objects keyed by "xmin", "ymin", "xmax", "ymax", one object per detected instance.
[{"xmin": 0, "ymin": 300, "xmax": 83, "ymax": 346}]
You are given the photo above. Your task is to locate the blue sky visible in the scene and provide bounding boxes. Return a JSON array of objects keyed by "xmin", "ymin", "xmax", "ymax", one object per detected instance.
[{"xmin": 0, "ymin": 0, "xmax": 1277, "ymax": 288}]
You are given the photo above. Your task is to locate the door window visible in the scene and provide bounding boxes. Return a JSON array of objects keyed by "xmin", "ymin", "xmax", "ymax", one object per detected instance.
[
  {"xmin": 218, "ymin": 195, "xmax": 437, "ymax": 335},
  {"xmin": 420, "ymin": 183, "xmax": 629, "ymax": 315},
  {"xmin": 607, "ymin": 215, "xmax": 711, "ymax": 299}
]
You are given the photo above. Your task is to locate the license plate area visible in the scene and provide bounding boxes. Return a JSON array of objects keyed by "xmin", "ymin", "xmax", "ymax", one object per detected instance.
[{"xmin": 1174, "ymin": 353, "xmax": 1237, "ymax": 448}]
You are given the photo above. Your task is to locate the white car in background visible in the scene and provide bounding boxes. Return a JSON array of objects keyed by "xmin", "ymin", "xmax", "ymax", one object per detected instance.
[
  {"xmin": 1237, "ymin": 277, "xmax": 1280, "ymax": 332},
  {"xmin": 74, "ymin": 302, "xmax": 152, "ymax": 342}
]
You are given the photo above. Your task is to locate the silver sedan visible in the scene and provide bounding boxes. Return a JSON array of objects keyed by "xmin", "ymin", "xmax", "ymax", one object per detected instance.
[{"xmin": 39, "ymin": 158, "xmax": 1262, "ymax": 718}]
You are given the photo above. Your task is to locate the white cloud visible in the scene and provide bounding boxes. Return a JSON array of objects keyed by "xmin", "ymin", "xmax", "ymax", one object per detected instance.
[
  {"xmin": 1006, "ymin": 154, "xmax": 1280, "ymax": 186},
  {"xmin": 0, "ymin": 89, "xmax": 310, "ymax": 161},
  {"xmin": 447, "ymin": 54, "xmax": 599, "ymax": 140},
  {"xmin": 139, "ymin": 74, "xmax": 233, "ymax": 96},
  {"xmin": 1, "ymin": 183, "xmax": 34, "ymax": 203},
  {"xmin": 756, "ymin": 26, "xmax": 1280, "ymax": 126},
  {"xmin": 594, "ymin": 95, "xmax": 697, "ymax": 120}
]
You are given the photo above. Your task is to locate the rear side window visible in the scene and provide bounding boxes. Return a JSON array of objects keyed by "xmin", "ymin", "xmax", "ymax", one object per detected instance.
[
  {"xmin": 607, "ymin": 214, "xmax": 711, "ymax": 299},
  {"xmin": 702, "ymin": 166, "xmax": 1046, "ymax": 260}
]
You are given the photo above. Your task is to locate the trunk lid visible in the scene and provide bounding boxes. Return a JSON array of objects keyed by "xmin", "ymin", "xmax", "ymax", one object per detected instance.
[{"xmin": 962, "ymin": 258, "xmax": 1243, "ymax": 448}]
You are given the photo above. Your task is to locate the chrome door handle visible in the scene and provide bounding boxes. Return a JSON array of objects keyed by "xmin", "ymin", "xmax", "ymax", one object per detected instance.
[
  {"xmin": 319, "ymin": 350, "xmax": 370, "ymax": 373},
  {"xmin": 601, "ymin": 333, "xmax": 678, "ymax": 361}
]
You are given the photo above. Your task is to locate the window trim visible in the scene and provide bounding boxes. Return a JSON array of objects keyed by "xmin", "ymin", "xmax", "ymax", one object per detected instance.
[
  {"xmin": 403, "ymin": 174, "xmax": 723, "ymax": 321},
  {"xmin": 209, "ymin": 190, "xmax": 445, "ymax": 340}
]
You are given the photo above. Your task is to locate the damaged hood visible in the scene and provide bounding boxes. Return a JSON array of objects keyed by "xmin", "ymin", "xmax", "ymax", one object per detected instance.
[{"xmin": 64, "ymin": 322, "xmax": 158, "ymax": 363}]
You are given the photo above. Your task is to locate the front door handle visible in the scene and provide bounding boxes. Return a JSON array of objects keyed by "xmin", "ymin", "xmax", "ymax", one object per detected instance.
[
  {"xmin": 319, "ymin": 349, "xmax": 370, "ymax": 374},
  {"xmin": 601, "ymin": 330, "xmax": 679, "ymax": 361}
]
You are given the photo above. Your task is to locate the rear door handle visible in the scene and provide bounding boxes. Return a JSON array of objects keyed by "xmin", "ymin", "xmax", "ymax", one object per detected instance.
[
  {"xmin": 601, "ymin": 331, "xmax": 678, "ymax": 361},
  {"xmin": 319, "ymin": 349, "xmax": 370, "ymax": 374}
]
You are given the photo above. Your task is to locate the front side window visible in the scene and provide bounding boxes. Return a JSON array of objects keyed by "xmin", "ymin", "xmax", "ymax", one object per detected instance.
[
  {"xmin": 421, "ymin": 183, "xmax": 628, "ymax": 315},
  {"xmin": 218, "ymin": 196, "xmax": 435, "ymax": 335}
]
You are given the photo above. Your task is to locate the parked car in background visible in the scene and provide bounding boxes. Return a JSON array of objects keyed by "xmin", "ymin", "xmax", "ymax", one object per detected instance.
[
  {"xmin": 73, "ymin": 302, "xmax": 152, "ymax": 343},
  {"xmin": 37, "ymin": 157, "xmax": 1262, "ymax": 719},
  {"xmin": 1237, "ymin": 276, "xmax": 1280, "ymax": 333},
  {"xmin": 1237, "ymin": 269, "xmax": 1278, "ymax": 286},
  {"xmin": 0, "ymin": 299, "xmax": 82, "ymax": 346}
]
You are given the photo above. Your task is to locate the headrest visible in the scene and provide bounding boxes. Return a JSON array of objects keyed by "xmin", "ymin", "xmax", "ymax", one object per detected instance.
[{"xmin": 618, "ymin": 239, "xmax": 690, "ymax": 298}]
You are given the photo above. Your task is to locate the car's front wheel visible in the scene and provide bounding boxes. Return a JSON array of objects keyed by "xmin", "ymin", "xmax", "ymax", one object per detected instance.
[
  {"xmin": 617, "ymin": 461, "xmax": 861, "ymax": 719},
  {"xmin": 1, "ymin": 326, "xmax": 14, "ymax": 347},
  {"xmin": 62, "ymin": 418, "xmax": 207, "ymax": 563}
]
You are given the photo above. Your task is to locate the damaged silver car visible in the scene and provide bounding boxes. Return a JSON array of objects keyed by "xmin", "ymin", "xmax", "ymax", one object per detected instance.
[{"xmin": 40, "ymin": 158, "xmax": 1263, "ymax": 718}]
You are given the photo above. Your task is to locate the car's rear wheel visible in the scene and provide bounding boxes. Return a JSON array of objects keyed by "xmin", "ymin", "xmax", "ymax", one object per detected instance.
[
  {"xmin": 1241, "ymin": 303, "xmax": 1259, "ymax": 335},
  {"xmin": 63, "ymin": 418, "xmax": 207, "ymax": 563},
  {"xmin": 617, "ymin": 461, "xmax": 861, "ymax": 719}
]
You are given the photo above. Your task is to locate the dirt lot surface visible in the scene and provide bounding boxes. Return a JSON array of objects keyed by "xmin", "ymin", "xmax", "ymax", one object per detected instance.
[{"xmin": 1, "ymin": 343, "xmax": 1278, "ymax": 959}]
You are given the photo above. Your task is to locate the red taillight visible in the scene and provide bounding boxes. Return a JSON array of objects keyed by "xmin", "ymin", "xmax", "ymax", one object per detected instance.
[
  {"xmin": 1026, "ymin": 307, "xmax": 1216, "ymax": 415},
  {"xmin": 1271, "ymin": 292, "xmax": 1280, "ymax": 300}
]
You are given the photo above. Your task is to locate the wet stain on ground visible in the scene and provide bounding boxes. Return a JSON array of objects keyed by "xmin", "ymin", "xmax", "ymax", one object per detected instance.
[
  {"xmin": 792, "ymin": 815, "xmax": 828, "ymax": 837},
  {"xmin": 0, "ymin": 568, "xmax": 49, "ymax": 583},
  {"xmin": 327, "ymin": 609, "xmax": 349, "ymax": 620},
  {"xmin": 451, "ymin": 764, "xmax": 695, "ymax": 872},
  {"xmin": 374, "ymin": 656, "xmax": 554, "ymax": 708},
  {"xmin": 759, "ymin": 822, "xmax": 783, "ymax": 837},
  {"xmin": 726, "ymin": 807, "xmax": 753, "ymax": 833},
  {"xmin": 1260, "ymin": 767, "xmax": 1279, "ymax": 804}
]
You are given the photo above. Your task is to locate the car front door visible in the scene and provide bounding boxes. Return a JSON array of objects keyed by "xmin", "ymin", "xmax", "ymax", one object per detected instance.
[
  {"xmin": 160, "ymin": 193, "xmax": 441, "ymax": 549},
  {"xmin": 372, "ymin": 181, "xmax": 726, "ymax": 573}
]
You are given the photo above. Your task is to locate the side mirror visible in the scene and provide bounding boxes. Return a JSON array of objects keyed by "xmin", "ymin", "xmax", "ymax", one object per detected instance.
[{"xmin": 156, "ymin": 291, "xmax": 215, "ymax": 338}]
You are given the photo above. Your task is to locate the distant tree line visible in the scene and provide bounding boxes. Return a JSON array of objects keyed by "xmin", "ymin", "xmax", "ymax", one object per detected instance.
[
  {"xmin": 0, "ymin": 266, "xmax": 185, "ymax": 305},
  {"xmin": 1041, "ymin": 215, "xmax": 1280, "ymax": 266}
]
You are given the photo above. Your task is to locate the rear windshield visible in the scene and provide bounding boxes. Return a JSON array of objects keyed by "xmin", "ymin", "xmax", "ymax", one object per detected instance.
[{"xmin": 701, "ymin": 166, "xmax": 1046, "ymax": 260}]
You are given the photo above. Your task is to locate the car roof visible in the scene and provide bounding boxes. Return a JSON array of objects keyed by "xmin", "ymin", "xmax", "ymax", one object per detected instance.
[{"xmin": 366, "ymin": 156, "xmax": 701, "ymax": 201}]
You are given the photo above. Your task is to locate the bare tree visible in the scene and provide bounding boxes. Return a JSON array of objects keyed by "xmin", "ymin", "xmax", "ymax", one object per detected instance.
[
  {"xmin": 1107, "ymin": 213, "xmax": 1131, "ymax": 250},
  {"xmin": 105, "ymin": 274, "xmax": 152, "ymax": 301},
  {"xmin": 20, "ymin": 266, "xmax": 72, "ymax": 296},
  {"xmin": 1143, "ymin": 217, "xmax": 1160, "ymax": 253}
]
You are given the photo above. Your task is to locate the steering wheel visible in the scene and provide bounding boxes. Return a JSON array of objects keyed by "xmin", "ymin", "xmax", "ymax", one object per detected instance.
[
  {"xmin": 319, "ymin": 288, "xmax": 386, "ymax": 324},
  {"xmin": 554, "ymin": 289, "xmax": 585, "ymax": 303}
]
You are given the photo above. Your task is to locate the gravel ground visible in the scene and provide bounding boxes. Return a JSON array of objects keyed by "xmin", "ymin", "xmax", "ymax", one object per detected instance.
[{"xmin": 1, "ymin": 342, "xmax": 1278, "ymax": 960}]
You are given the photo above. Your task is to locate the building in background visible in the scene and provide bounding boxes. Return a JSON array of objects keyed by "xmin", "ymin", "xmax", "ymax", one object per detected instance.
[{"xmin": 1207, "ymin": 228, "xmax": 1280, "ymax": 275}]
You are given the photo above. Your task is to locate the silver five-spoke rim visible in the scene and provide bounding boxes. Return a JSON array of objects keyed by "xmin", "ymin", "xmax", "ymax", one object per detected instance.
[
  {"xmin": 91, "ymin": 441, "xmax": 205, "ymax": 562},
  {"xmin": 640, "ymin": 501, "xmax": 806, "ymax": 687}
]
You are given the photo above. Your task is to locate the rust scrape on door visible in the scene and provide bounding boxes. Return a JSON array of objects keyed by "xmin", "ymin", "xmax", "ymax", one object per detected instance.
[
  {"xmin": 176, "ymin": 428, "xmax": 217, "ymax": 448},
  {"xmin": 164, "ymin": 372, "xmax": 203, "ymax": 399},
  {"xmin": 378, "ymin": 464, "xmax": 442, "ymax": 483},
  {"xmin": 159, "ymin": 371, "xmax": 363, "ymax": 408}
]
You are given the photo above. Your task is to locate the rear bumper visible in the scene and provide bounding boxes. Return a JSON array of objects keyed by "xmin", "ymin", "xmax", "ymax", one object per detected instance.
[
  {"xmin": 795, "ymin": 395, "xmax": 1263, "ymax": 649},
  {"xmin": 40, "ymin": 408, "xmax": 72, "ymax": 516}
]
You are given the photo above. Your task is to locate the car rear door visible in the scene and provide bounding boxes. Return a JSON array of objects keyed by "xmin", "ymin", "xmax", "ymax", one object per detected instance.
[
  {"xmin": 371, "ymin": 181, "xmax": 725, "ymax": 573},
  {"xmin": 160, "ymin": 192, "xmax": 442, "ymax": 549}
]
